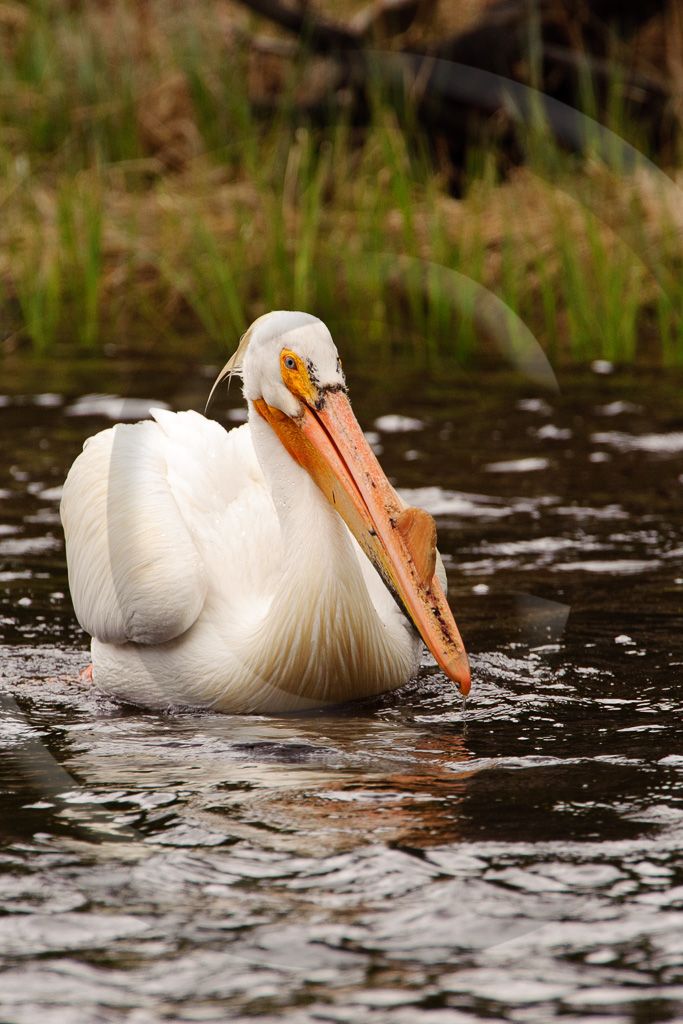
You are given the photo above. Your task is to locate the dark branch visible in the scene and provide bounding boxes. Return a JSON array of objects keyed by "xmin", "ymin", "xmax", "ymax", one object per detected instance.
[{"xmin": 235, "ymin": 0, "xmax": 361, "ymax": 53}]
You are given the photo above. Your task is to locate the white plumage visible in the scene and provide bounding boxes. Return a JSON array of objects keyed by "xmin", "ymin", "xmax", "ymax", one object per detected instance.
[{"xmin": 61, "ymin": 312, "xmax": 469, "ymax": 713}]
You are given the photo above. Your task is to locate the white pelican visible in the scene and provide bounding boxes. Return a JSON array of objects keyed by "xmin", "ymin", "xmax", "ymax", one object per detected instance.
[{"xmin": 61, "ymin": 312, "xmax": 470, "ymax": 713}]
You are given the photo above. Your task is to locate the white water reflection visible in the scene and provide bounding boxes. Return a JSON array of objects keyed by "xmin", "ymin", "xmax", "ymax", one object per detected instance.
[
  {"xmin": 65, "ymin": 395, "xmax": 171, "ymax": 420},
  {"xmin": 374, "ymin": 414, "xmax": 425, "ymax": 433},
  {"xmin": 592, "ymin": 430, "xmax": 683, "ymax": 453},
  {"xmin": 553, "ymin": 558, "xmax": 661, "ymax": 574},
  {"xmin": 399, "ymin": 487, "xmax": 514, "ymax": 518},
  {"xmin": 484, "ymin": 457, "xmax": 550, "ymax": 472}
]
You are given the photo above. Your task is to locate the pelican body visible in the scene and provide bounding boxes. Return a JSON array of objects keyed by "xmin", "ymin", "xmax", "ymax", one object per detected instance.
[{"xmin": 61, "ymin": 312, "xmax": 470, "ymax": 713}]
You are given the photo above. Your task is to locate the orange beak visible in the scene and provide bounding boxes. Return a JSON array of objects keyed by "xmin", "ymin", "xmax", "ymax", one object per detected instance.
[{"xmin": 254, "ymin": 389, "xmax": 471, "ymax": 696}]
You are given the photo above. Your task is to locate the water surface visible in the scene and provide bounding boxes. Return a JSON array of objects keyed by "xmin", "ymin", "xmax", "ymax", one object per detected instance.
[{"xmin": 1, "ymin": 357, "xmax": 682, "ymax": 1023}]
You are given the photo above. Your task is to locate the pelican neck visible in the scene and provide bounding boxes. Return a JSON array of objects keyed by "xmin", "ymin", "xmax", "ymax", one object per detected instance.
[{"xmin": 247, "ymin": 401, "xmax": 350, "ymax": 560}]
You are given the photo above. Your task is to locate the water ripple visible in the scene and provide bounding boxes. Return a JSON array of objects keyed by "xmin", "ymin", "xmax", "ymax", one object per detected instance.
[{"xmin": 1, "ymin": 367, "xmax": 682, "ymax": 1023}]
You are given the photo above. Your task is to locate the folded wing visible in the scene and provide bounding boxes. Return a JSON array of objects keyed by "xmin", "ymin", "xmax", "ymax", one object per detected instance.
[{"xmin": 61, "ymin": 410, "xmax": 261, "ymax": 645}]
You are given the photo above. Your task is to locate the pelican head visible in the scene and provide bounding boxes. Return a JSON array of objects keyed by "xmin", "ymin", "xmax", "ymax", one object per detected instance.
[
  {"xmin": 241, "ymin": 311, "xmax": 344, "ymax": 415},
  {"xmin": 212, "ymin": 311, "xmax": 471, "ymax": 696}
]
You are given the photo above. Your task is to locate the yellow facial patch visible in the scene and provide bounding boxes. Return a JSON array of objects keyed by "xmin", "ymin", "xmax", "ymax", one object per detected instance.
[
  {"xmin": 253, "ymin": 397, "xmax": 319, "ymax": 471},
  {"xmin": 280, "ymin": 349, "xmax": 318, "ymax": 407}
]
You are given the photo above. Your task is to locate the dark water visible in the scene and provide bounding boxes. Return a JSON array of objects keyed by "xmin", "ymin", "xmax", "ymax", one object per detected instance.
[{"xmin": 1, "ymin": 355, "xmax": 682, "ymax": 1024}]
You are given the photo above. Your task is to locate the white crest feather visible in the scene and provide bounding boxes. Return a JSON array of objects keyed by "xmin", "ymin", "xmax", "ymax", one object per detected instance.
[{"xmin": 205, "ymin": 312, "xmax": 276, "ymax": 413}]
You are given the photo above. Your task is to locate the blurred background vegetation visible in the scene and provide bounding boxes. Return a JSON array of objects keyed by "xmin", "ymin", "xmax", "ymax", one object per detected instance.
[{"xmin": 1, "ymin": 0, "xmax": 683, "ymax": 367}]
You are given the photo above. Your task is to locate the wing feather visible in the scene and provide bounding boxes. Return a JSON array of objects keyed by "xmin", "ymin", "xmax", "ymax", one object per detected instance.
[{"xmin": 61, "ymin": 412, "xmax": 257, "ymax": 645}]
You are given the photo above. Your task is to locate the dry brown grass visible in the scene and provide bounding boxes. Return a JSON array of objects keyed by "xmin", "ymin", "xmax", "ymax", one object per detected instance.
[{"xmin": 1, "ymin": 0, "xmax": 682, "ymax": 364}]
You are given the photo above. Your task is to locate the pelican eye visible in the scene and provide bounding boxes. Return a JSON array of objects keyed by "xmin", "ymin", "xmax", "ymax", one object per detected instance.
[{"xmin": 283, "ymin": 355, "xmax": 297, "ymax": 370}]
